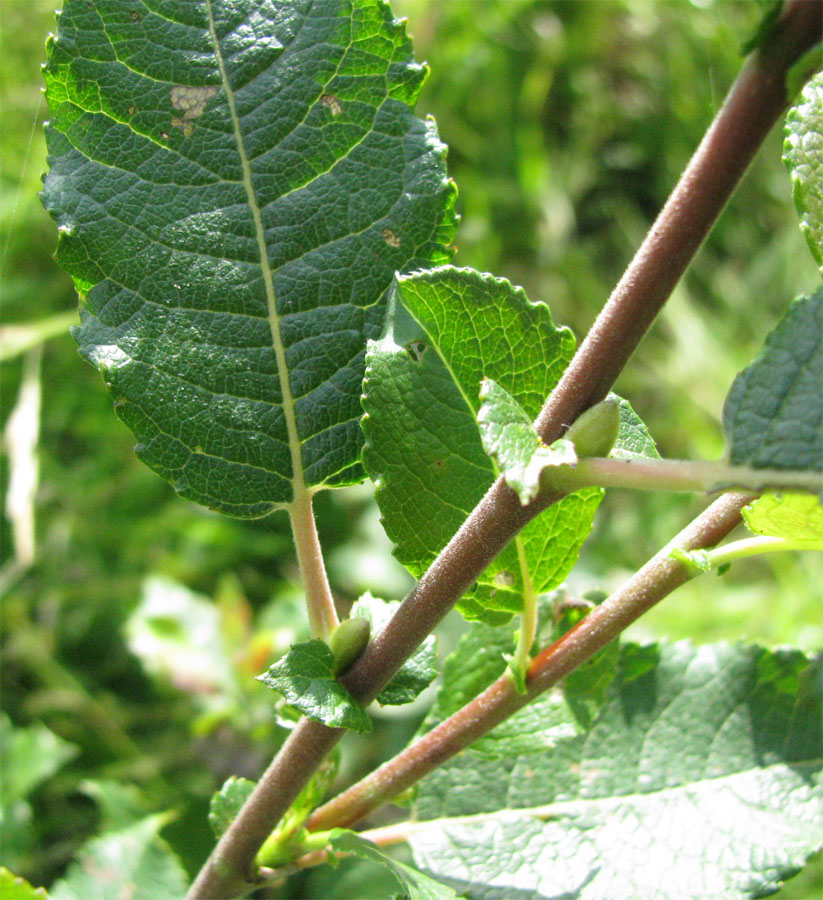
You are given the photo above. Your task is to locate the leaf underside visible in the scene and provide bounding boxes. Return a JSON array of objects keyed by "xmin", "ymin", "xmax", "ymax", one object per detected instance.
[
  {"xmin": 410, "ymin": 641, "xmax": 823, "ymax": 900},
  {"xmin": 42, "ymin": 0, "xmax": 456, "ymax": 517}
]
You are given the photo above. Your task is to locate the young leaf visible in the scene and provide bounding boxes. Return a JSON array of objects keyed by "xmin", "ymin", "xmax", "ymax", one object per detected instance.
[
  {"xmin": 350, "ymin": 593, "xmax": 437, "ymax": 705},
  {"xmin": 410, "ymin": 642, "xmax": 823, "ymax": 900},
  {"xmin": 477, "ymin": 378, "xmax": 575, "ymax": 505},
  {"xmin": 257, "ymin": 640, "xmax": 371, "ymax": 733},
  {"xmin": 742, "ymin": 492, "xmax": 823, "ymax": 541},
  {"xmin": 41, "ymin": 0, "xmax": 456, "ymax": 517},
  {"xmin": 328, "ymin": 830, "xmax": 460, "ymax": 900},
  {"xmin": 723, "ymin": 289, "xmax": 822, "ymax": 473},
  {"xmin": 0, "ymin": 869, "xmax": 48, "ymax": 900},
  {"xmin": 362, "ymin": 266, "xmax": 601, "ymax": 623},
  {"xmin": 784, "ymin": 72, "xmax": 823, "ymax": 273},
  {"xmin": 208, "ymin": 776, "xmax": 255, "ymax": 839},
  {"xmin": 49, "ymin": 815, "xmax": 188, "ymax": 900}
]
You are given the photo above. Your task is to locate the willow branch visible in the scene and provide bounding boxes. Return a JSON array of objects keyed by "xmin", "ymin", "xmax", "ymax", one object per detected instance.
[
  {"xmin": 186, "ymin": 4, "xmax": 821, "ymax": 895},
  {"xmin": 306, "ymin": 491, "xmax": 754, "ymax": 832}
]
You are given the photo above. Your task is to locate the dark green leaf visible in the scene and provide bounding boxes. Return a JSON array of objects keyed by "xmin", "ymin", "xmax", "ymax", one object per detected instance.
[
  {"xmin": 411, "ymin": 642, "xmax": 822, "ymax": 900},
  {"xmin": 784, "ymin": 72, "xmax": 823, "ymax": 272},
  {"xmin": 329, "ymin": 830, "xmax": 460, "ymax": 900},
  {"xmin": 208, "ymin": 776, "xmax": 255, "ymax": 839},
  {"xmin": 362, "ymin": 266, "xmax": 601, "ymax": 624},
  {"xmin": 257, "ymin": 640, "xmax": 371, "ymax": 732},
  {"xmin": 740, "ymin": 0, "xmax": 784, "ymax": 56},
  {"xmin": 723, "ymin": 290, "xmax": 822, "ymax": 472},
  {"xmin": 42, "ymin": 0, "xmax": 456, "ymax": 516},
  {"xmin": 49, "ymin": 815, "xmax": 188, "ymax": 900},
  {"xmin": 350, "ymin": 593, "xmax": 437, "ymax": 705}
]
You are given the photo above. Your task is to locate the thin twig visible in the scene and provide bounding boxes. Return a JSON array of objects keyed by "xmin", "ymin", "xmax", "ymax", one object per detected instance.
[{"xmin": 306, "ymin": 492, "xmax": 753, "ymax": 832}]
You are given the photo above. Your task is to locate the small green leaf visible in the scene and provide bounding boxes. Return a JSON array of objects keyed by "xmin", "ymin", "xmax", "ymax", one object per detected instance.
[
  {"xmin": 0, "ymin": 868, "xmax": 49, "ymax": 900},
  {"xmin": 257, "ymin": 640, "xmax": 371, "ymax": 733},
  {"xmin": 670, "ymin": 546, "xmax": 714, "ymax": 574},
  {"xmin": 478, "ymin": 378, "xmax": 574, "ymax": 505},
  {"xmin": 784, "ymin": 72, "xmax": 823, "ymax": 272},
  {"xmin": 209, "ymin": 776, "xmax": 255, "ymax": 840},
  {"xmin": 350, "ymin": 593, "xmax": 437, "ymax": 705},
  {"xmin": 49, "ymin": 815, "xmax": 188, "ymax": 900},
  {"xmin": 329, "ymin": 830, "xmax": 460, "ymax": 900},
  {"xmin": 42, "ymin": 0, "xmax": 456, "ymax": 516},
  {"xmin": 723, "ymin": 290, "xmax": 822, "ymax": 472},
  {"xmin": 743, "ymin": 493, "xmax": 823, "ymax": 541}
]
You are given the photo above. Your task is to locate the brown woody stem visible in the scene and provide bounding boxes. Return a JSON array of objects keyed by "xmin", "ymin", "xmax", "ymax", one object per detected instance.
[
  {"xmin": 186, "ymin": 3, "xmax": 820, "ymax": 895},
  {"xmin": 306, "ymin": 491, "xmax": 754, "ymax": 832}
]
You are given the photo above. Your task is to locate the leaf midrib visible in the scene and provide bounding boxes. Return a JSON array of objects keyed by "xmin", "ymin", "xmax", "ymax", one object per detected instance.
[{"xmin": 206, "ymin": 0, "xmax": 305, "ymax": 502}]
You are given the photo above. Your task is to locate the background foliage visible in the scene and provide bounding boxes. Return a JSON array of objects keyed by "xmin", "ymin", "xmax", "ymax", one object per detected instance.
[{"xmin": 0, "ymin": 1, "xmax": 819, "ymax": 896}]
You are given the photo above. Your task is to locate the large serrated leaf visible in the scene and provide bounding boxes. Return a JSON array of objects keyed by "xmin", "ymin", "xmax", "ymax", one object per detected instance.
[
  {"xmin": 784, "ymin": 71, "xmax": 823, "ymax": 273},
  {"xmin": 410, "ymin": 642, "xmax": 823, "ymax": 900},
  {"xmin": 362, "ymin": 266, "xmax": 602, "ymax": 623},
  {"xmin": 42, "ymin": 0, "xmax": 456, "ymax": 517},
  {"xmin": 723, "ymin": 290, "xmax": 822, "ymax": 472}
]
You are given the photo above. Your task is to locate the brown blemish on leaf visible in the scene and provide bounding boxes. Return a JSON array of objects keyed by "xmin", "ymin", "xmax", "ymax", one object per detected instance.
[
  {"xmin": 127, "ymin": 105, "xmax": 136, "ymax": 117},
  {"xmin": 382, "ymin": 227, "xmax": 401, "ymax": 248},
  {"xmin": 320, "ymin": 93, "xmax": 343, "ymax": 116},
  {"xmin": 170, "ymin": 85, "xmax": 218, "ymax": 137}
]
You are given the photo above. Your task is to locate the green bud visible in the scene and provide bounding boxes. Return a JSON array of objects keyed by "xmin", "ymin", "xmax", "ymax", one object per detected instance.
[
  {"xmin": 565, "ymin": 398, "xmax": 620, "ymax": 458},
  {"xmin": 329, "ymin": 616, "xmax": 371, "ymax": 675}
]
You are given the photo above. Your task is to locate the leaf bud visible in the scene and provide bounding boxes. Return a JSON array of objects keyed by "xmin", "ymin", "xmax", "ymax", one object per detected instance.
[
  {"xmin": 565, "ymin": 398, "xmax": 620, "ymax": 458},
  {"xmin": 330, "ymin": 616, "xmax": 371, "ymax": 675}
]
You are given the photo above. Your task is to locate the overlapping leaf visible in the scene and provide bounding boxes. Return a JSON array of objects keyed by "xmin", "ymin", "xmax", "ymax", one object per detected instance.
[
  {"xmin": 363, "ymin": 268, "xmax": 657, "ymax": 623},
  {"xmin": 257, "ymin": 639, "xmax": 371, "ymax": 732},
  {"xmin": 784, "ymin": 71, "xmax": 823, "ymax": 273},
  {"xmin": 329, "ymin": 831, "xmax": 460, "ymax": 900},
  {"xmin": 410, "ymin": 642, "xmax": 823, "ymax": 900},
  {"xmin": 362, "ymin": 266, "xmax": 601, "ymax": 623},
  {"xmin": 742, "ymin": 492, "xmax": 823, "ymax": 542},
  {"xmin": 42, "ymin": 0, "xmax": 456, "ymax": 516},
  {"xmin": 723, "ymin": 290, "xmax": 822, "ymax": 472}
]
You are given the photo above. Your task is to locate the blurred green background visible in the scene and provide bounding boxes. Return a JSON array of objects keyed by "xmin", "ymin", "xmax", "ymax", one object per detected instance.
[{"xmin": 1, "ymin": 0, "xmax": 820, "ymax": 896}]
